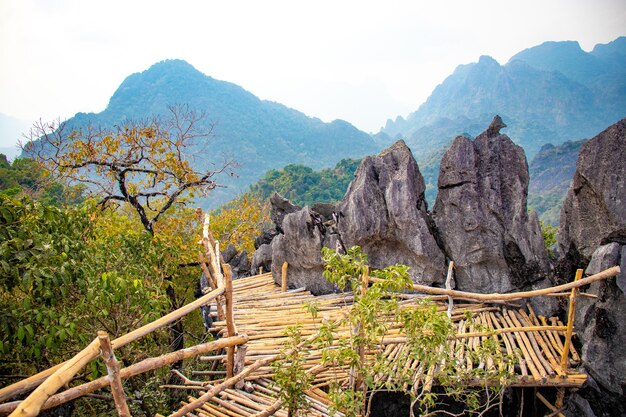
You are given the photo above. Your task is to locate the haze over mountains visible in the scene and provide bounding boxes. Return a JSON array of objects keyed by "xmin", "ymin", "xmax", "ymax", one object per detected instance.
[
  {"xmin": 382, "ymin": 37, "xmax": 626, "ymax": 159},
  {"xmin": 14, "ymin": 37, "xmax": 626, "ymax": 212},
  {"xmin": 62, "ymin": 59, "xmax": 377, "ymax": 206}
]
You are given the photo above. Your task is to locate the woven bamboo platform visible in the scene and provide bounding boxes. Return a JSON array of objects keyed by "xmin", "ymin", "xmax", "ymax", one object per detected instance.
[
  {"xmin": 181, "ymin": 272, "xmax": 587, "ymax": 416},
  {"xmin": 181, "ymin": 379, "xmax": 344, "ymax": 417}
]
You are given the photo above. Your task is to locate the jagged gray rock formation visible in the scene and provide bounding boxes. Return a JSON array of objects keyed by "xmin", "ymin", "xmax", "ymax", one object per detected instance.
[
  {"xmin": 270, "ymin": 207, "xmax": 336, "ymax": 294},
  {"xmin": 251, "ymin": 244, "xmax": 272, "ymax": 275},
  {"xmin": 337, "ymin": 140, "xmax": 446, "ymax": 285},
  {"xmin": 432, "ymin": 116, "xmax": 554, "ymax": 310},
  {"xmin": 270, "ymin": 192, "xmax": 301, "ymax": 233},
  {"xmin": 558, "ymin": 118, "xmax": 626, "ymax": 417},
  {"xmin": 566, "ymin": 243, "xmax": 626, "ymax": 417},
  {"xmin": 250, "ymin": 192, "xmax": 302, "ymax": 276},
  {"xmin": 558, "ymin": 118, "xmax": 626, "ymax": 261}
]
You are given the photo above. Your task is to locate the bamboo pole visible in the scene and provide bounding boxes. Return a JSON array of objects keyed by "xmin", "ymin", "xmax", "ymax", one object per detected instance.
[
  {"xmin": 561, "ymin": 269, "xmax": 583, "ymax": 373},
  {"xmin": 97, "ymin": 331, "xmax": 131, "ymax": 417},
  {"xmin": 368, "ymin": 265, "xmax": 619, "ymax": 301},
  {"xmin": 0, "ymin": 335, "xmax": 249, "ymax": 416},
  {"xmin": 281, "ymin": 262, "xmax": 288, "ymax": 292},
  {"xmin": 536, "ymin": 391, "xmax": 565, "ymax": 417},
  {"xmin": 224, "ymin": 264, "xmax": 237, "ymax": 379},
  {"xmin": 445, "ymin": 261, "xmax": 454, "ymax": 318},
  {"xmin": 234, "ymin": 345, "xmax": 248, "ymax": 390},
  {"xmin": 199, "ymin": 251, "xmax": 225, "ymax": 321},
  {"xmin": 0, "ymin": 286, "xmax": 225, "ymax": 403},
  {"xmin": 8, "ymin": 338, "xmax": 101, "ymax": 417},
  {"xmin": 169, "ymin": 329, "xmax": 324, "ymax": 417}
]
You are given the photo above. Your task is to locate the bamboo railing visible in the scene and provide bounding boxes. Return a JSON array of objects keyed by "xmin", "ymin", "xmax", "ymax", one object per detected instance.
[{"xmin": 0, "ymin": 213, "xmax": 243, "ymax": 417}]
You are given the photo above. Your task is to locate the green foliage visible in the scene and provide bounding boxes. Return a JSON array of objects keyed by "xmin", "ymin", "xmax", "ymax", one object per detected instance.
[
  {"xmin": 0, "ymin": 156, "xmax": 85, "ymax": 206},
  {"xmin": 210, "ymin": 193, "xmax": 271, "ymax": 254},
  {"xmin": 540, "ymin": 219, "xmax": 558, "ymax": 258},
  {"xmin": 317, "ymin": 246, "xmax": 514, "ymax": 416},
  {"xmin": 272, "ymin": 325, "xmax": 314, "ymax": 416},
  {"xmin": 0, "ymin": 196, "xmax": 174, "ymax": 376},
  {"xmin": 250, "ymin": 159, "xmax": 361, "ymax": 206}
]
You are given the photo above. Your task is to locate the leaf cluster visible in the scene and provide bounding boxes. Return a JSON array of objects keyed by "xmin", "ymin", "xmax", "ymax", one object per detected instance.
[
  {"xmin": 0, "ymin": 156, "xmax": 85, "ymax": 206},
  {"xmin": 271, "ymin": 325, "xmax": 314, "ymax": 416},
  {"xmin": 24, "ymin": 105, "xmax": 236, "ymax": 234},
  {"xmin": 314, "ymin": 246, "xmax": 514, "ymax": 416},
  {"xmin": 249, "ymin": 159, "xmax": 360, "ymax": 207},
  {"xmin": 209, "ymin": 193, "xmax": 271, "ymax": 254}
]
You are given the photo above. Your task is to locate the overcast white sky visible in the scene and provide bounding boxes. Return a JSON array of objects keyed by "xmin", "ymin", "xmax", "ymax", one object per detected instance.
[{"xmin": 1, "ymin": 0, "xmax": 624, "ymax": 145}]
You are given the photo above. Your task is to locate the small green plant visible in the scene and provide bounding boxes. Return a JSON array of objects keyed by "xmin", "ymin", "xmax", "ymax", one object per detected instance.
[
  {"xmin": 316, "ymin": 246, "xmax": 514, "ymax": 417},
  {"xmin": 271, "ymin": 325, "xmax": 313, "ymax": 417},
  {"xmin": 540, "ymin": 220, "xmax": 558, "ymax": 258}
]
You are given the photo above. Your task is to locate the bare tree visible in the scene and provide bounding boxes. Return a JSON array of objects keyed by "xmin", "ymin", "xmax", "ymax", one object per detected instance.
[{"xmin": 23, "ymin": 105, "xmax": 236, "ymax": 234}]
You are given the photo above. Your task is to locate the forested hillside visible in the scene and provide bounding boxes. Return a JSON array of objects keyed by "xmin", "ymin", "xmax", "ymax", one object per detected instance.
[
  {"xmin": 32, "ymin": 60, "xmax": 376, "ymax": 208},
  {"xmin": 249, "ymin": 158, "xmax": 360, "ymax": 207}
]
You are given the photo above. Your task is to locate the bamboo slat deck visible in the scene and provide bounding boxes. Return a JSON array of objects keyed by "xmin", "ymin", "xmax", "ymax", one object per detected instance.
[
  {"xmin": 184, "ymin": 272, "xmax": 587, "ymax": 416},
  {"xmin": 183, "ymin": 379, "xmax": 344, "ymax": 417}
]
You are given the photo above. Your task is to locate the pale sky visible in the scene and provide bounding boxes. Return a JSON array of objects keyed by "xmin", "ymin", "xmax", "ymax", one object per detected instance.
[{"xmin": 1, "ymin": 0, "xmax": 624, "ymax": 147}]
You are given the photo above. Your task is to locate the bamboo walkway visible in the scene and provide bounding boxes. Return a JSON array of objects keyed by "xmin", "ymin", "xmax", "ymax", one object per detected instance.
[{"xmin": 179, "ymin": 272, "xmax": 587, "ymax": 416}]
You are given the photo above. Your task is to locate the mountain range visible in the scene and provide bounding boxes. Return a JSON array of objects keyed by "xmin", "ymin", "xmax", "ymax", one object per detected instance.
[
  {"xmin": 382, "ymin": 37, "xmax": 625, "ymax": 159},
  {"xmin": 16, "ymin": 37, "xmax": 626, "ymax": 214},
  {"xmin": 60, "ymin": 59, "xmax": 377, "ymax": 207}
]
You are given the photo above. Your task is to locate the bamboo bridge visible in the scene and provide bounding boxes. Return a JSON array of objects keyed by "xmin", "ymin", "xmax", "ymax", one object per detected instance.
[{"xmin": 0, "ymin": 215, "xmax": 621, "ymax": 417}]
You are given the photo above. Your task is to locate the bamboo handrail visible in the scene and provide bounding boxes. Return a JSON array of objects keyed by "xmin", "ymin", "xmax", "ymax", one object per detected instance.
[
  {"xmin": 8, "ymin": 338, "xmax": 101, "ymax": 417},
  {"xmin": 0, "ymin": 335, "xmax": 249, "ymax": 416},
  {"xmin": 369, "ymin": 265, "xmax": 620, "ymax": 301},
  {"xmin": 224, "ymin": 264, "xmax": 237, "ymax": 379},
  {"xmin": 169, "ymin": 327, "xmax": 325, "ymax": 417},
  {"xmin": 0, "ymin": 286, "xmax": 225, "ymax": 403}
]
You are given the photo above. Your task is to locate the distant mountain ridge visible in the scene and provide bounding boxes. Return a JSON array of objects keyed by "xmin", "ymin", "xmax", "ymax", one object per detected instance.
[
  {"xmin": 60, "ymin": 59, "xmax": 377, "ymax": 207},
  {"xmin": 383, "ymin": 37, "xmax": 625, "ymax": 159}
]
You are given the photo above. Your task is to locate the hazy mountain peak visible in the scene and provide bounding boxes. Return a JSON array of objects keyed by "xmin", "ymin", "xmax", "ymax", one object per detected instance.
[
  {"xmin": 478, "ymin": 55, "xmax": 499, "ymax": 65},
  {"xmin": 45, "ymin": 59, "xmax": 376, "ymax": 208}
]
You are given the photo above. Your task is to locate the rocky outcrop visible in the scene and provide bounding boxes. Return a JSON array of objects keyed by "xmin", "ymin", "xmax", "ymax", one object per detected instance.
[
  {"xmin": 270, "ymin": 207, "xmax": 337, "ymax": 294},
  {"xmin": 338, "ymin": 140, "xmax": 446, "ymax": 285},
  {"xmin": 219, "ymin": 244, "xmax": 250, "ymax": 279},
  {"xmin": 432, "ymin": 116, "xmax": 555, "ymax": 313},
  {"xmin": 250, "ymin": 244, "xmax": 272, "ymax": 275},
  {"xmin": 574, "ymin": 243, "xmax": 626, "ymax": 399},
  {"xmin": 270, "ymin": 192, "xmax": 301, "ymax": 234},
  {"xmin": 249, "ymin": 192, "xmax": 302, "ymax": 276},
  {"xmin": 557, "ymin": 118, "xmax": 626, "ymax": 417},
  {"xmin": 558, "ymin": 118, "xmax": 626, "ymax": 261}
]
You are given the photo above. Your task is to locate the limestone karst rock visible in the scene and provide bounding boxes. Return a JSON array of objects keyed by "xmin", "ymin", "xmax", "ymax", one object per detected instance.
[
  {"xmin": 558, "ymin": 118, "xmax": 626, "ymax": 415},
  {"xmin": 337, "ymin": 140, "xmax": 446, "ymax": 285},
  {"xmin": 432, "ymin": 116, "xmax": 553, "ymax": 307},
  {"xmin": 270, "ymin": 207, "xmax": 336, "ymax": 294},
  {"xmin": 558, "ymin": 118, "xmax": 626, "ymax": 262},
  {"xmin": 575, "ymin": 243, "xmax": 626, "ymax": 398}
]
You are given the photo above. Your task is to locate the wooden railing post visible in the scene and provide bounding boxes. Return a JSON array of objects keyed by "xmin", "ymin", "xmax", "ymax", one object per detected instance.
[
  {"xmin": 224, "ymin": 264, "xmax": 237, "ymax": 378},
  {"xmin": 281, "ymin": 262, "xmax": 288, "ymax": 292},
  {"xmin": 233, "ymin": 344, "xmax": 248, "ymax": 389},
  {"xmin": 445, "ymin": 261, "xmax": 455, "ymax": 318},
  {"xmin": 560, "ymin": 268, "xmax": 583, "ymax": 372},
  {"xmin": 97, "ymin": 331, "xmax": 131, "ymax": 417},
  {"xmin": 198, "ymin": 251, "xmax": 225, "ymax": 321}
]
